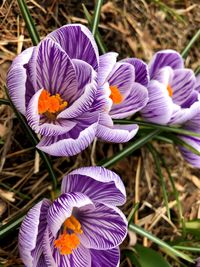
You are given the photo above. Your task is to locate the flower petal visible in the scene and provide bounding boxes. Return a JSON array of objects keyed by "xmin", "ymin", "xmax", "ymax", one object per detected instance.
[
  {"xmin": 149, "ymin": 49, "xmax": 184, "ymax": 79},
  {"xmin": 37, "ymin": 119, "xmax": 98, "ymax": 156},
  {"xmin": 90, "ymin": 247, "xmax": 120, "ymax": 267},
  {"xmin": 47, "ymin": 192, "xmax": 94, "ymax": 237},
  {"xmin": 6, "ymin": 47, "xmax": 34, "ymax": 115},
  {"xmin": 108, "ymin": 62, "xmax": 135, "ymax": 98},
  {"xmin": 18, "ymin": 199, "xmax": 51, "ymax": 267},
  {"xmin": 98, "ymin": 52, "xmax": 118, "ymax": 86},
  {"xmin": 178, "ymin": 135, "xmax": 200, "ymax": 168},
  {"xmin": 47, "ymin": 24, "xmax": 99, "ymax": 70},
  {"xmin": 122, "ymin": 58, "xmax": 149, "ymax": 86},
  {"xmin": 78, "ymin": 203, "xmax": 127, "ymax": 250},
  {"xmin": 195, "ymin": 74, "xmax": 200, "ymax": 93},
  {"xmin": 43, "ymin": 228, "xmax": 92, "ymax": 267},
  {"xmin": 171, "ymin": 69, "xmax": 196, "ymax": 106},
  {"xmin": 110, "ymin": 82, "xmax": 148, "ymax": 119},
  {"xmin": 97, "ymin": 122, "xmax": 139, "ymax": 143},
  {"xmin": 57, "ymin": 78, "xmax": 97, "ymax": 119},
  {"xmin": 169, "ymin": 100, "xmax": 200, "ymax": 125},
  {"xmin": 26, "ymin": 89, "xmax": 77, "ymax": 136},
  {"xmin": 141, "ymin": 80, "xmax": 173, "ymax": 124},
  {"xmin": 61, "ymin": 166, "xmax": 126, "ymax": 206},
  {"xmin": 28, "ymin": 38, "xmax": 78, "ymax": 101}
]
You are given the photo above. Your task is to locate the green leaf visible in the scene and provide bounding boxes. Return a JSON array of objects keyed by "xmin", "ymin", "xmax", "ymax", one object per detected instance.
[
  {"xmin": 82, "ymin": 4, "xmax": 107, "ymax": 54},
  {"xmin": 114, "ymin": 119, "xmax": 200, "ymax": 138},
  {"xmin": 134, "ymin": 244, "xmax": 172, "ymax": 267},
  {"xmin": 123, "ymin": 248, "xmax": 142, "ymax": 267},
  {"xmin": 181, "ymin": 28, "xmax": 200, "ymax": 59},
  {"xmin": 147, "ymin": 144, "xmax": 171, "ymax": 220},
  {"xmin": 5, "ymin": 86, "xmax": 57, "ymax": 190},
  {"xmin": 98, "ymin": 129, "xmax": 161, "ymax": 168},
  {"xmin": 91, "ymin": 0, "xmax": 104, "ymax": 37},
  {"xmin": 17, "ymin": 0, "xmax": 40, "ymax": 45},
  {"xmin": 129, "ymin": 224, "xmax": 195, "ymax": 263},
  {"xmin": 0, "ymin": 98, "xmax": 10, "ymax": 105}
]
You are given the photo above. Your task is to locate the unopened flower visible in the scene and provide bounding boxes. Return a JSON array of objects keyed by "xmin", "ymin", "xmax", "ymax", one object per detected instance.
[
  {"xmin": 7, "ymin": 24, "xmax": 105, "ymax": 156},
  {"xmin": 19, "ymin": 167, "xmax": 127, "ymax": 267},
  {"xmin": 141, "ymin": 50, "xmax": 200, "ymax": 125},
  {"xmin": 96, "ymin": 53, "xmax": 149, "ymax": 142}
]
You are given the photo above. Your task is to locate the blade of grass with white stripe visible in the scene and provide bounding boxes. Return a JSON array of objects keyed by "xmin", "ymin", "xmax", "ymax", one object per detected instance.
[
  {"xmin": 129, "ymin": 224, "xmax": 195, "ymax": 263},
  {"xmin": 91, "ymin": 0, "xmax": 104, "ymax": 36},
  {"xmin": 181, "ymin": 28, "xmax": 200, "ymax": 59}
]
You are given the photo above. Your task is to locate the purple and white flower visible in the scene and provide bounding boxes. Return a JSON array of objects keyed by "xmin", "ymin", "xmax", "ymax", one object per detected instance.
[
  {"xmin": 96, "ymin": 54, "xmax": 149, "ymax": 143},
  {"xmin": 19, "ymin": 167, "xmax": 128, "ymax": 267},
  {"xmin": 7, "ymin": 24, "xmax": 105, "ymax": 157},
  {"xmin": 141, "ymin": 50, "xmax": 200, "ymax": 125}
]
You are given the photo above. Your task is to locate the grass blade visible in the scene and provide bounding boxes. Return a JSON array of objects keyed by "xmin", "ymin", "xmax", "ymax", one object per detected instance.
[
  {"xmin": 181, "ymin": 28, "xmax": 200, "ymax": 59},
  {"xmin": 129, "ymin": 224, "xmax": 194, "ymax": 263},
  {"xmin": 147, "ymin": 144, "xmax": 171, "ymax": 220},
  {"xmin": 5, "ymin": 87, "xmax": 57, "ymax": 190},
  {"xmin": 0, "ymin": 98, "xmax": 10, "ymax": 105},
  {"xmin": 17, "ymin": 0, "xmax": 40, "ymax": 45},
  {"xmin": 0, "ymin": 213, "xmax": 25, "ymax": 239},
  {"xmin": 91, "ymin": 0, "xmax": 104, "ymax": 37},
  {"xmin": 114, "ymin": 119, "xmax": 200, "ymax": 138},
  {"xmin": 82, "ymin": 4, "xmax": 107, "ymax": 53},
  {"xmin": 98, "ymin": 129, "xmax": 161, "ymax": 168}
]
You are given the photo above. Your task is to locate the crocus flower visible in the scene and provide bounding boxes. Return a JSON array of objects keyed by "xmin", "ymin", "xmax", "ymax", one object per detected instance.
[
  {"xmin": 141, "ymin": 50, "xmax": 200, "ymax": 125},
  {"xmin": 7, "ymin": 24, "xmax": 107, "ymax": 156},
  {"xmin": 96, "ymin": 54, "xmax": 149, "ymax": 142},
  {"xmin": 19, "ymin": 167, "xmax": 128, "ymax": 267},
  {"xmin": 175, "ymin": 75, "xmax": 200, "ymax": 167}
]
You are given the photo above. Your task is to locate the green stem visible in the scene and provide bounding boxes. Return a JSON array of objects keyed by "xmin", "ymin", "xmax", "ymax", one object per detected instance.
[
  {"xmin": 91, "ymin": 0, "xmax": 104, "ymax": 37},
  {"xmin": 181, "ymin": 28, "xmax": 200, "ymax": 59},
  {"xmin": 17, "ymin": 0, "xmax": 40, "ymax": 45},
  {"xmin": 98, "ymin": 129, "xmax": 161, "ymax": 167}
]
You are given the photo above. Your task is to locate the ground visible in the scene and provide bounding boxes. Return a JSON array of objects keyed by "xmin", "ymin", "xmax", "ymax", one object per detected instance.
[{"xmin": 0, "ymin": 0, "xmax": 200, "ymax": 266}]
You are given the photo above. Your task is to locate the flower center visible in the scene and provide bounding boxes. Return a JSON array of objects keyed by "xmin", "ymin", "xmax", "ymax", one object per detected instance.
[
  {"xmin": 109, "ymin": 85, "xmax": 123, "ymax": 104},
  {"xmin": 54, "ymin": 215, "xmax": 83, "ymax": 255},
  {"xmin": 38, "ymin": 89, "xmax": 68, "ymax": 115},
  {"xmin": 167, "ymin": 84, "xmax": 173, "ymax": 97}
]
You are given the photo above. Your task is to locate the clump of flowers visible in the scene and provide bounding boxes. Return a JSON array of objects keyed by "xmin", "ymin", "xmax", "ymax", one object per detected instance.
[{"xmin": 18, "ymin": 167, "xmax": 127, "ymax": 267}]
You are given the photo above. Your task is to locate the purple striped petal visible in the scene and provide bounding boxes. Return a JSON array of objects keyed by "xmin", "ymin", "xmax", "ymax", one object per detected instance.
[
  {"xmin": 47, "ymin": 192, "xmax": 94, "ymax": 237},
  {"xmin": 108, "ymin": 62, "xmax": 135, "ymax": 98},
  {"xmin": 26, "ymin": 89, "xmax": 77, "ymax": 136},
  {"xmin": 43, "ymin": 228, "xmax": 92, "ymax": 267},
  {"xmin": 195, "ymin": 74, "xmax": 200, "ymax": 93},
  {"xmin": 28, "ymin": 38, "xmax": 78, "ymax": 101},
  {"xmin": 178, "ymin": 135, "xmax": 200, "ymax": 168},
  {"xmin": 18, "ymin": 199, "xmax": 51, "ymax": 267},
  {"xmin": 7, "ymin": 47, "xmax": 34, "ymax": 115},
  {"xmin": 90, "ymin": 247, "xmax": 120, "ymax": 267},
  {"xmin": 98, "ymin": 52, "xmax": 118, "ymax": 86},
  {"xmin": 37, "ymin": 119, "xmax": 98, "ymax": 156},
  {"xmin": 122, "ymin": 58, "xmax": 149, "ymax": 86},
  {"xmin": 57, "ymin": 78, "xmax": 97, "ymax": 119},
  {"xmin": 149, "ymin": 50, "xmax": 184, "ymax": 79},
  {"xmin": 169, "ymin": 100, "xmax": 200, "ymax": 125},
  {"xmin": 141, "ymin": 80, "xmax": 173, "ymax": 124},
  {"xmin": 110, "ymin": 82, "xmax": 148, "ymax": 119},
  {"xmin": 97, "ymin": 116, "xmax": 139, "ymax": 143},
  {"xmin": 78, "ymin": 203, "xmax": 127, "ymax": 250},
  {"xmin": 171, "ymin": 69, "xmax": 196, "ymax": 106},
  {"xmin": 61, "ymin": 166, "xmax": 126, "ymax": 206},
  {"xmin": 47, "ymin": 24, "xmax": 99, "ymax": 70}
]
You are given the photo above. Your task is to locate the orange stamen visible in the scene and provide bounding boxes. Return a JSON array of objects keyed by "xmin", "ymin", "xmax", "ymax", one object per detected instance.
[
  {"xmin": 167, "ymin": 84, "xmax": 173, "ymax": 97},
  {"xmin": 109, "ymin": 85, "xmax": 123, "ymax": 104},
  {"xmin": 54, "ymin": 215, "xmax": 83, "ymax": 255},
  {"xmin": 38, "ymin": 90, "xmax": 68, "ymax": 114}
]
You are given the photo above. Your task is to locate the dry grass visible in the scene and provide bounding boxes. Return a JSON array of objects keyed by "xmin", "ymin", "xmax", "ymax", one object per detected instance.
[{"xmin": 0, "ymin": 0, "xmax": 200, "ymax": 266}]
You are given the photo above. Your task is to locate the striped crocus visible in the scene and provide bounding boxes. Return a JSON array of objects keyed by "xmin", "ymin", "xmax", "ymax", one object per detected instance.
[
  {"xmin": 7, "ymin": 24, "xmax": 107, "ymax": 156},
  {"xmin": 141, "ymin": 50, "xmax": 200, "ymax": 125},
  {"xmin": 176, "ymin": 75, "xmax": 200, "ymax": 167},
  {"xmin": 19, "ymin": 167, "xmax": 127, "ymax": 267},
  {"xmin": 96, "ymin": 54, "xmax": 149, "ymax": 142}
]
